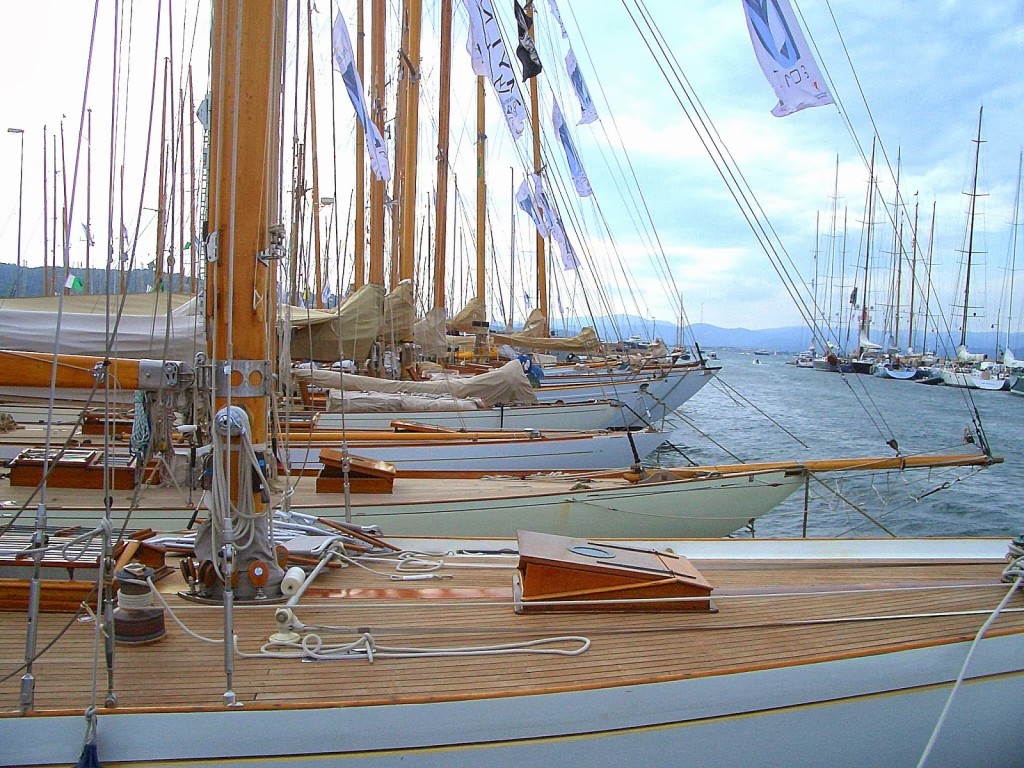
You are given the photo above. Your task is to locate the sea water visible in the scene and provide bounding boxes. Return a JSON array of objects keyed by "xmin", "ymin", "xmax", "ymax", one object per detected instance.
[{"xmin": 659, "ymin": 349, "xmax": 1024, "ymax": 539}]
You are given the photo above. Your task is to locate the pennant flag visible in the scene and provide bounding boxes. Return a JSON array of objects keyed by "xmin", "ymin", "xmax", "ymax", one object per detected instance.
[
  {"xmin": 65, "ymin": 274, "xmax": 84, "ymax": 292},
  {"xmin": 742, "ymin": 0, "xmax": 834, "ymax": 117},
  {"xmin": 464, "ymin": 0, "xmax": 527, "ymax": 140},
  {"xmin": 332, "ymin": 13, "xmax": 392, "ymax": 181},
  {"xmin": 524, "ymin": 291, "xmax": 531, "ymax": 309},
  {"xmin": 514, "ymin": 1, "xmax": 543, "ymax": 80},
  {"xmin": 551, "ymin": 98, "xmax": 592, "ymax": 197},
  {"xmin": 565, "ymin": 49, "xmax": 598, "ymax": 125},
  {"xmin": 516, "ymin": 174, "xmax": 580, "ymax": 270},
  {"xmin": 546, "ymin": 0, "xmax": 568, "ymax": 38},
  {"xmin": 515, "ymin": 177, "xmax": 550, "ymax": 237},
  {"xmin": 81, "ymin": 223, "xmax": 95, "ymax": 247}
]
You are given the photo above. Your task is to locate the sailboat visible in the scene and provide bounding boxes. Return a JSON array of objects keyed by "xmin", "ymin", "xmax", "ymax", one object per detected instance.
[
  {"xmin": 939, "ymin": 109, "xmax": 1010, "ymax": 391},
  {"xmin": 2, "ymin": 3, "xmax": 1021, "ymax": 766}
]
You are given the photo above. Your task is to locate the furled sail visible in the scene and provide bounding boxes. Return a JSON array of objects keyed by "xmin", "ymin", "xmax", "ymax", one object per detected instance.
[
  {"xmin": 295, "ymin": 358, "xmax": 538, "ymax": 406},
  {"xmin": 0, "ymin": 293, "xmax": 203, "ymax": 360},
  {"xmin": 491, "ymin": 309, "xmax": 602, "ymax": 354},
  {"xmin": 448, "ymin": 296, "xmax": 488, "ymax": 334},
  {"xmin": 380, "ymin": 279, "xmax": 416, "ymax": 344},
  {"xmin": 289, "ymin": 283, "xmax": 384, "ymax": 362},
  {"xmin": 413, "ymin": 307, "xmax": 449, "ymax": 356}
]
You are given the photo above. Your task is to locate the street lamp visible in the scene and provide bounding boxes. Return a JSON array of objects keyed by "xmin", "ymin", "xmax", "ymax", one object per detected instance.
[{"xmin": 7, "ymin": 128, "xmax": 24, "ymax": 297}]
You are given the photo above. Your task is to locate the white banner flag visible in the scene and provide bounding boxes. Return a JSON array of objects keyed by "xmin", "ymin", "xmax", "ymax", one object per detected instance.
[
  {"xmin": 742, "ymin": 0, "xmax": 834, "ymax": 117},
  {"xmin": 332, "ymin": 13, "xmax": 392, "ymax": 181},
  {"xmin": 565, "ymin": 49, "xmax": 598, "ymax": 125},
  {"xmin": 546, "ymin": 0, "xmax": 568, "ymax": 38},
  {"xmin": 516, "ymin": 174, "xmax": 579, "ymax": 270},
  {"xmin": 464, "ymin": 0, "xmax": 527, "ymax": 140},
  {"xmin": 516, "ymin": 177, "xmax": 551, "ymax": 237},
  {"xmin": 552, "ymin": 99, "xmax": 592, "ymax": 197}
]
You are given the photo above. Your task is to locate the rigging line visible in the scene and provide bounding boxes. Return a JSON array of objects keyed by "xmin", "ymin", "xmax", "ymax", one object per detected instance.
[
  {"xmin": 623, "ymin": 0, "xmax": 830, "ymax": 356},
  {"xmin": 807, "ymin": 472, "xmax": 897, "ymax": 537},
  {"xmin": 711, "ymin": 377, "xmax": 811, "ymax": 450},
  {"xmin": 561, "ymin": 4, "xmax": 690, "ymax": 329},
  {"xmin": 669, "ymin": 411, "xmax": 744, "ymax": 464}
]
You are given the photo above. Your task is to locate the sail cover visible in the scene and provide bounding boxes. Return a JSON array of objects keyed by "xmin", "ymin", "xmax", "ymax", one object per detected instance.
[
  {"xmin": 380, "ymin": 280, "xmax": 416, "ymax": 344},
  {"xmin": 742, "ymin": 0, "xmax": 834, "ymax": 117},
  {"xmin": 290, "ymin": 283, "xmax": 384, "ymax": 362},
  {"xmin": 0, "ymin": 293, "xmax": 203, "ymax": 360},
  {"xmin": 295, "ymin": 358, "xmax": 538, "ymax": 406}
]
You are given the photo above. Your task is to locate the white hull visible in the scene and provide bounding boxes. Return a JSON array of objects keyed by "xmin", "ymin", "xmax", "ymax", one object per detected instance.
[
  {"xmin": 532, "ymin": 365, "xmax": 718, "ymax": 425},
  {"xmin": 16, "ymin": 468, "xmax": 805, "ymax": 538},
  {"xmin": 316, "ymin": 399, "xmax": 632, "ymax": 431},
  {"xmin": 939, "ymin": 368, "xmax": 1010, "ymax": 390},
  {"xmin": 285, "ymin": 429, "xmax": 667, "ymax": 472}
]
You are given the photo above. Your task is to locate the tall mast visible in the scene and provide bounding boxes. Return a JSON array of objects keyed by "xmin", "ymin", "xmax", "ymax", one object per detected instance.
[
  {"xmin": 960, "ymin": 106, "xmax": 984, "ymax": 349},
  {"xmin": 155, "ymin": 60, "xmax": 170, "ymax": 291},
  {"xmin": 41, "ymin": 125, "xmax": 48, "ymax": 296},
  {"xmin": 306, "ymin": 0, "xmax": 324, "ymax": 307},
  {"xmin": 858, "ymin": 141, "xmax": 875, "ymax": 355},
  {"xmin": 924, "ymin": 201, "xmax": 936, "ymax": 354},
  {"xmin": 354, "ymin": 0, "xmax": 366, "ymax": 289},
  {"xmin": 85, "ymin": 110, "xmax": 92, "ymax": 292},
  {"xmin": 1007, "ymin": 151, "xmax": 1023, "ymax": 358},
  {"xmin": 475, "ymin": 76, "xmax": 486, "ymax": 303},
  {"xmin": 527, "ymin": 3, "xmax": 546, "ymax": 334},
  {"xmin": 432, "ymin": 0, "xmax": 452, "ymax": 310},
  {"xmin": 397, "ymin": 0, "xmax": 422, "ymax": 284},
  {"xmin": 907, "ymin": 196, "xmax": 919, "ymax": 352},
  {"xmin": 368, "ymin": 0, "xmax": 386, "ymax": 286}
]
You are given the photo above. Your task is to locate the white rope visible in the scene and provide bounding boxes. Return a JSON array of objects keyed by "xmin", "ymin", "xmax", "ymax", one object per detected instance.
[
  {"xmin": 145, "ymin": 576, "xmax": 225, "ymax": 645},
  {"xmin": 915, "ymin": 555, "xmax": 1024, "ymax": 767},
  {"xmin": 252, "ymin": 631, "xmax": 590, "ymax": 662},
  {"xmin": 207, "ymin": 406, "xmax": 272, "ymax": 579}
]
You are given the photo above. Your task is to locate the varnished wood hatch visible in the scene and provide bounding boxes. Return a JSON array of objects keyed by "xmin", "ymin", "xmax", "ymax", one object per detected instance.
[{"xmin": 514, "ymin": 530, "xmax": 715, "ymax": 613}]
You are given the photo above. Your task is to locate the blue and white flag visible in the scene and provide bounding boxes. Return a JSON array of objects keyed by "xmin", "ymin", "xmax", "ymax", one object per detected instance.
[
  {"xmin": 551, "ymin": 98, "xmax": 591, "ymax": 197},
  {"xmin": 565, "ymin": 49, "xmax": 598, "ymax": 125},
  {"xmin": 464, "ymin": 0, "xmax": 527, "ymax": 140},
  {"xmin": 742, "ymin": 0, "xmax": 834, "ymax": 117},
  {"xmin": 515, "ymin": 176, "xmax": 550, "ymax": 237},
  {"xmin": 332, "ymin": 13, "xmax": 392, "ymax": 181},
  {"xmin": 546, "ymin": 0, "xmax": 568, "ymax": 38},
  {"xmin": 516, "ymin": 174, "xmax": 579, "ymax": 270}
]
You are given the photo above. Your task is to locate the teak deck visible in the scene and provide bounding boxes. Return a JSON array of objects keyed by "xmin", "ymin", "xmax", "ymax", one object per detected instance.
[{"xmin": 1, "ymin": 538, "xmax": 1021, "ymax": 714}]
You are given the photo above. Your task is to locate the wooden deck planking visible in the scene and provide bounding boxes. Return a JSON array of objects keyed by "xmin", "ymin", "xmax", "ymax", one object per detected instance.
[{"xmin": 3, "ymin": 553, "xmax": 1022, "ymax": 715}]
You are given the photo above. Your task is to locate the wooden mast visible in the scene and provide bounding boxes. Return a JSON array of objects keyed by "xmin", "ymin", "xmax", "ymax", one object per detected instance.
[
  {"xmin": 527, "ymin": 3, "xmax": 547, "ymax": 335},
  {"xmin": 432, "ymin": 0, "xmax": 452, "ymax": 310},
  {"xmin": 475, "ymin": 76, "xmax": 486, "ymax": 304},
  {"xmin": 306, "ymin": 0, "xmax": 324, "ymax": 307},
  {"xmin": 368, "ymin": 0, "xmax": 386, "ymax": 286},
  {"xmin": 353, "ymin": 0, "xmax": 366, "ymax": 289},
  {"xmin": 398, "ymin": 0, "xmax": 422, "ymax": 284}
]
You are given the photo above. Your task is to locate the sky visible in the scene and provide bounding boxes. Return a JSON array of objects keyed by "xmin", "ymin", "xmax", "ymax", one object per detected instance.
[{"xmin": 1, "ymin": 1, "xmax": 1023, "ymax": 342}]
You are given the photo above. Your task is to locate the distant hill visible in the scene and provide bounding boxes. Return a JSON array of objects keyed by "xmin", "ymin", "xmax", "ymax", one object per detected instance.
[
  {"xmin": 554, "ymin": 313, "xmax": 1023, "ymax": 358},
  {"xmin": 0, "ymin": 263, "xmax": 188, "ymax": 297}
]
